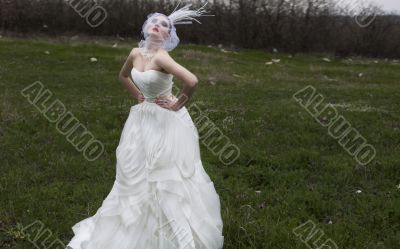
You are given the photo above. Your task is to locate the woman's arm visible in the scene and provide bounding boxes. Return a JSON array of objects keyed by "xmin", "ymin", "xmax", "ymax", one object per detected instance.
[
  {"xmin": 154, "ymin": 50, "xmax": 198, "ymax": 111},
  {"xmin": 118, "ymin": 48, "xmax": 144, "ymax": 103}
]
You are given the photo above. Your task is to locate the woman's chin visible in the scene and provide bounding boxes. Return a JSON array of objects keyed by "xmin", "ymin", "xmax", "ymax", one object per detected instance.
[{"xmin": 148, "ymin": 33, "xmax": 164, "ymax": 41}]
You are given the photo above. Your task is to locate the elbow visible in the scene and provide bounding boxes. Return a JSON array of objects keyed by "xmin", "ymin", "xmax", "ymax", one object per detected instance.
[
  {"xmin": 118, "ymin": 73, "xmax": 126, "ymax": 82},
  {"xmin": 188, "ymin": 75, "xmax": 198, "ymax": 87}
]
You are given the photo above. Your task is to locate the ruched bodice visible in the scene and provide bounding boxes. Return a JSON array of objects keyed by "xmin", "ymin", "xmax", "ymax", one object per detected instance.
[{"xmin": 131, "ymin": 68, "xmax": 174, "ymax": 102}]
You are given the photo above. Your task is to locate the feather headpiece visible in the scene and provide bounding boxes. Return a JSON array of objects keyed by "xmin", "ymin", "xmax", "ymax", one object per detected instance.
[{"xmin": 168, "ymin": 1, "xmax": 215, "ymax": 25}]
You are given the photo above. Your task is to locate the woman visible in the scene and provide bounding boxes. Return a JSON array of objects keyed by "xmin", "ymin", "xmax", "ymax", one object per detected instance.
[{"xmin": 66, "ymin": 2, "xmax": 224, "ymax": 249}]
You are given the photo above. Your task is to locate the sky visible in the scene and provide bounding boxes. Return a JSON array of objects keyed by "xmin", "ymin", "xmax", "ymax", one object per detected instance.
[
  {"xmin": 326, "ymin": 0, "xmax": 400, "ymax": 14},
  {"xmin": 358, "ymin": 0, "xmax": 400, "ymax": 13}
]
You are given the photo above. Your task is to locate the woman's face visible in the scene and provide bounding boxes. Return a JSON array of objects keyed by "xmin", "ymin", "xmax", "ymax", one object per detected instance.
[{"xmin": 147, "ymin": 15, "xmax": 170, "ymax": 40}]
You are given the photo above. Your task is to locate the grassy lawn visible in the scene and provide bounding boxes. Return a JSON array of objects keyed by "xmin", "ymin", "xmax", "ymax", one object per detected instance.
[{"xmin": 0, "ymin": 36, "xmax": 399, "ymax": 248}]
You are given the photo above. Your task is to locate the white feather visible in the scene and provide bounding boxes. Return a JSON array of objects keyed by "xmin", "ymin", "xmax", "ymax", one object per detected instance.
[{"xmin": 168, "ymin": 1, "xmax": 214, "ymax": 26}]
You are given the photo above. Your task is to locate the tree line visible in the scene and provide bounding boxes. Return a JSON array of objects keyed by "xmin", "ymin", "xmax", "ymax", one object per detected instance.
[{"xmin": 1, "ymin": 0, "xmax": 399, "ymax": 58}]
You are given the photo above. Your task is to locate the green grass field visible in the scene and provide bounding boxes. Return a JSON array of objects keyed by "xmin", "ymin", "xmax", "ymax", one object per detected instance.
[{"xmin": 0, "ymin": 36, "xmax": 399, "ymax": 248}]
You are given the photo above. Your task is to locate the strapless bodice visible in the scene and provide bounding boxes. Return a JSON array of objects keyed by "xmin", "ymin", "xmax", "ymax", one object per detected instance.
[{"xmin": 131, "ymin": 68, "xmax": 174, "ymax": 102}]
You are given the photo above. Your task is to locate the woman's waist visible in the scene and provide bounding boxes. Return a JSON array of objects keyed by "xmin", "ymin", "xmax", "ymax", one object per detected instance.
[{"xmin": 143, "ymin": 92, "xmax": 176, "ymax": 103}]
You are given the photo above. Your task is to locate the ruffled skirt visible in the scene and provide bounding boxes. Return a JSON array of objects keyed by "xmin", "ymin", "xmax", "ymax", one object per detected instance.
[{"xmin": 66, "ymin": 101, "xmax": 224, "ymax": 249}]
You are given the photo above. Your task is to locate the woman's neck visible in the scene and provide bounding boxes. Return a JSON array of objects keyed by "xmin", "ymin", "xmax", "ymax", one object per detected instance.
[{"xmin": 144, "ymin": 36, "xmax": 163, "ymax": 52}]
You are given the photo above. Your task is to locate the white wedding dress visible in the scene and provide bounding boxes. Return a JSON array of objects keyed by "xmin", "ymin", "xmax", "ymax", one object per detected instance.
[{"xmin": 66, "ymin": 68, "xmax": 224, "ymax": 249}]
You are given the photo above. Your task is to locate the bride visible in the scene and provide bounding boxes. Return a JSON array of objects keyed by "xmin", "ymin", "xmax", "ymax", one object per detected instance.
[{"xmin": 66, "ymin": 2, "xmax": 224, "ymax": 249}]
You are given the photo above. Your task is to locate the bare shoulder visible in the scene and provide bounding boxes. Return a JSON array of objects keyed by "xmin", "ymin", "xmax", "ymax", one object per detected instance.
[
  {"xmin": 130, "ymin": 47, "xmax": 140, "ymax": 57},
  {"xmin": 155, "ymin": 48, "xmax": 174, "ymax": 62},
  {"xmin": 158, "ymin": 48, "xmax": 169, "ymax": 55}
]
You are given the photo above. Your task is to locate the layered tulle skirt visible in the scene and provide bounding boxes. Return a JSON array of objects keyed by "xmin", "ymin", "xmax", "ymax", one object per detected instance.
[{"xmin": 66, "ymin": 101, "xmax": 224, "ymax": 249}]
